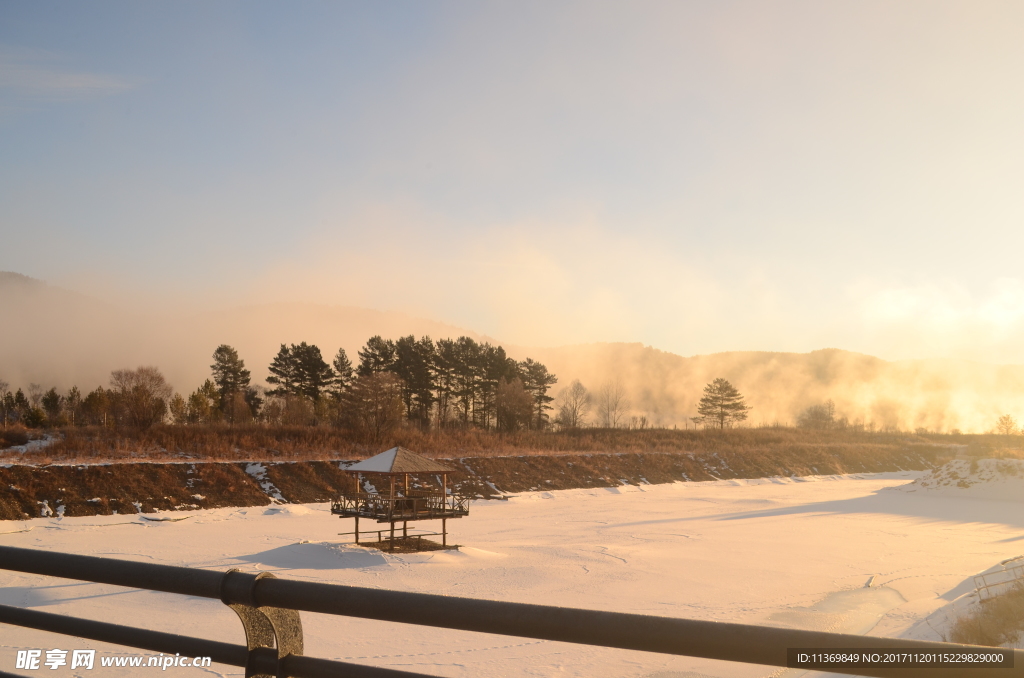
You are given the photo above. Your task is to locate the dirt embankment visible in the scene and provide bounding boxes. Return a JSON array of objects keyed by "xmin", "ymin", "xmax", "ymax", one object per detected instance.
[{"xmin": 0, "ymin": 444, "xmax": 943, "ymax": 521}]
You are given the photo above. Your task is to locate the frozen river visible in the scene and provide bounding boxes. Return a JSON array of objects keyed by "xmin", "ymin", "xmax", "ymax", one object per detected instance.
[{"xmin": 2, "ymin": 471, "xmax": 1022, "ymax": 678}]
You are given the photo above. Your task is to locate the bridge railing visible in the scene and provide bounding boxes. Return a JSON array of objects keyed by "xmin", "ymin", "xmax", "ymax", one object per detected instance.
[{"xmin": 0, "ymin": 544, "xmax": 1019, "ymax": 678}]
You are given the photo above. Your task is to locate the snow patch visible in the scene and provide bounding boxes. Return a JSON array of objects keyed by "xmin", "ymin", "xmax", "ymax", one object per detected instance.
[
  {"xmin": 5, "ymin": 433, "xmax": 59, "ymax": 456},
  {"xmin": 246, "ymin": 462, "xmax": 285, "ymax": 502},
  {"xmin": 264, "ymin": 505, "xmax": 312, "ymax": 516}
]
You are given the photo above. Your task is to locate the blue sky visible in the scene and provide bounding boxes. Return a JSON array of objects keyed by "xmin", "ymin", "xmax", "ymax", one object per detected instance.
[{"xmin": 3, "ymin": 1, "xmax": 1024, "ymax": 362}]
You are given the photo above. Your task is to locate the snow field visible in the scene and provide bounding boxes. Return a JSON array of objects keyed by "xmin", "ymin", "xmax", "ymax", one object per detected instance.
[{"xmin": 2, "ymin": 470, "xmax": 1024, "ymax": 678}]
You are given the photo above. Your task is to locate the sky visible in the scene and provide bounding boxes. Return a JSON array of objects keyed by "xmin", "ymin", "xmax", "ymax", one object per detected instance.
[{"xmin": 3, "ymin": 1, "xmax": 1024, "ymax": 363}]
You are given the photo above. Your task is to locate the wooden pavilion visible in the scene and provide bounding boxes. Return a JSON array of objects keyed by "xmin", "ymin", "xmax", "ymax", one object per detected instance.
[{"xmin": 331, "ymin": 446, "xmax": 469, "ymax": 550}]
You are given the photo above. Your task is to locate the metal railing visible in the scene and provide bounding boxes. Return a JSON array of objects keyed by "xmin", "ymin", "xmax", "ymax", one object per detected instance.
[
  {"xmin": 0, "ymin": 544, "xmax": 1020, "ymax": 678},
  {"xmin": 975, "ymin": 556, "xmax": 1024, "ymax": 601}
]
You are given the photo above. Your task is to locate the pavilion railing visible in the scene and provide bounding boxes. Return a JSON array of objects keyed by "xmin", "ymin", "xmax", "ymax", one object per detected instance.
[
  {"xmin": 330, "ymin": 491, "xmax": 469, "ymax": 522},
  {"xmin": 0, "ymin": 544, "xmax": 1020, "ymax": 678}
]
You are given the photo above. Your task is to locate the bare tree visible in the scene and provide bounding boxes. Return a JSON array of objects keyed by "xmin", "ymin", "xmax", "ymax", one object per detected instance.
[
  {"xmin": 629, "ymin": 415, "xmax": 649, "ymax": 430},
  {"xmin": 226, "ymin": 391, "xmax": 254, "ymax": 425},
  {"xmin": 110, "ymin": 366, "xmax": 173, "ymax": 429},
  {"xmin": 27, "ymin": 383, "xmax": 43, "ymax": 408},
  {"xmin": 556, "ymin": 379, "xmax": 591, "ymax": 429},
  {"xmin": 595, "ymin": 381, "xmax": 630, "ymax": 428},
  {"xmin": 996, "ymin": 414, "xmax": 1019, "ymax": 436},
  {"xmin": 496, "ymin": 377, "xmax": 534, "ymax": 432},
  {"xmin": 797, "ymin": 399, "xmax": 836, "ymax": 429}
]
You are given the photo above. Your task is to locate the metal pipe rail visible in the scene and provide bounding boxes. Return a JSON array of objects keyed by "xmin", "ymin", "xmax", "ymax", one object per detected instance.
[
  {"xmin": 0, "ymin": 544, "xmax": 1019, "ymax": 678},
  {"xmin": 0, "ymin": 604, "xmax": 425, "ymax": 678}
]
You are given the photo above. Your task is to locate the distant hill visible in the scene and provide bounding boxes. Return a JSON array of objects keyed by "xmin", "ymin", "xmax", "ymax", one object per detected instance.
[{"xmin": 3, "ymin": 271, "xmax": 1023, "ymax": 433}]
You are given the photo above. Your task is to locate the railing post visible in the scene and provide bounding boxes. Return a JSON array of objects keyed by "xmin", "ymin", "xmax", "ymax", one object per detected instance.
[{"xmin": 221, "ymin": 569, "xmax": 303, "ymax": 678}]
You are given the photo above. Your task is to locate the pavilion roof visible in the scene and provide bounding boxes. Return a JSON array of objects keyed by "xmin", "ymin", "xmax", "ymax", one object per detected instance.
[{"xmin": 346, "ymin": 446, "xmax": 455, "ymax": 475}]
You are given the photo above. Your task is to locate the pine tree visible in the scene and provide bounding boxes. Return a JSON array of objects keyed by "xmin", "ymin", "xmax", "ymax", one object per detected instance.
[
  {"xmin": 266, "ymin": 344, "xmax": 298, "ymax": 397},
  {"xmin": 82, "ymin": 387, "xmax": 111, "ymax": 426},
  {"xmin": 695, "ymin": 378, "xmax": 751, "ymax": 429},
  {"xmin": 433, "ymin": 338, "xmax": 459, "ymax": 427},
  {"xmin": 344, "ymin": 372, "xmax": 405, "ymax": 443},
  {"xmin": 453, "ymin": 337, "xmax": 482, "ymax": 426},
  {"xmin": 0, "ymin": 380, "xmax": 10, "ymax": 427},
  {"xmin": 392, "ymin": 335, "xmax": 436, "ymax": 425},
  {"xmin": 332, "ymin": 348, "xmax": 354, "ymax": 394},
  {"xmin": 520, "ymin": 358, "xmax": 558, "ymax": 429},
  {"xmin": 244, "ymin": 386, "xmax": 264, "ymax": 421},
  {"xmin": 13, "ymin": 389, "xmax": 29, "ymax": 414},
  {"xmin": 211, "ymin": 345, "xmax": 251, "ymax": 406},
  {"xmin": 186, "ymin": 379, "xmax": 221, "ymax": 423},
  {"xmin": 267, "ymin": 342, "xmax": 335, "ymax": 402},
  {"xmin": 169, "ymin": 393, "xmax": 188, "ymax": 424},
  {"xmin": 291, "ymin": 342, "xmax": 336, "ymax": 401},
  {"xmin": 356, "ymin": 336, "xmax": 397, "ymax": 376},
  {"xmin": 41, "ymin": 388, "xmax": 63, "ymax": 425}
]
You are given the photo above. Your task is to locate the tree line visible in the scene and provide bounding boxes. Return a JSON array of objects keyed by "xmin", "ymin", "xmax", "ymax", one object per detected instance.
[
  {"xmin": 0, "ymin": 368, "xmax": 172, "ymax": 430},
  {"xmin": 0, "ymin": 335, "xmax": 559, "ymax": 440},
  {"xmin": 3, "ymin": 338, "xmax": 773, "ymax": 436}
]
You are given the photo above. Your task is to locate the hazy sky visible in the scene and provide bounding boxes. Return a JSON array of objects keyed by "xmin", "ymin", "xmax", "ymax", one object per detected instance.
[{"xmin": 3, "ymin": 1, "xmax": 1024, "ymax": 363}]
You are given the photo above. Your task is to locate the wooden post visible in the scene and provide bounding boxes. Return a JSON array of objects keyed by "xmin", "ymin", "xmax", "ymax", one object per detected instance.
[
  {"xmin": 389, "ymin": 475, "xmax": 395, "ymax": 521},
  {"xmin": 404, "ymin": 473, "xmax": 409, "ymax": 494},
  {"xmin": 442, "ymin": 518, "xmax": 447, "ymax": 546},
  {"xmin": 354, "ymin": 516, "xmax": 359, "ymax": 544},
  {"xmin": 389, "ymin": 521, "xmax": 395, "ymax": 552},
  {"xmin": 403, "ymin": 521, "xmax": 407, "ymax": 538}
]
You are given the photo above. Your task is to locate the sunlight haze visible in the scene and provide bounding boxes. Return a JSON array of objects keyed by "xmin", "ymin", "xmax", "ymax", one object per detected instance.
[{"xmin": 3, "ymin": 2, "xmax": 1024, "ymax": 361}]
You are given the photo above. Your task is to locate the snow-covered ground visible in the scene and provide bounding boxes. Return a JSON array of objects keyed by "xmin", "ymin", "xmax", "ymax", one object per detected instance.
[
  {"xmin": 890, "ymin": 458, "xmax": 1024, "ymax": 501},
  {"xmin": 3, "ymin": 469, "xmax": 1024, "ymax": 678}
]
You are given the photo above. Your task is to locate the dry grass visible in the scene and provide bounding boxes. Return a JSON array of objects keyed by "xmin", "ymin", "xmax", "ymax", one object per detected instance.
[
  {"xmin": 948, "ymin": 586, "xmax": 1024, "ymax": 647},
  {"xmin": 0, "ymin": 426, "xmax": 29, "ymax": 448},
  {"xmin": 0, "ymin": 423, "xmax": 956, "ymax": 465}
]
